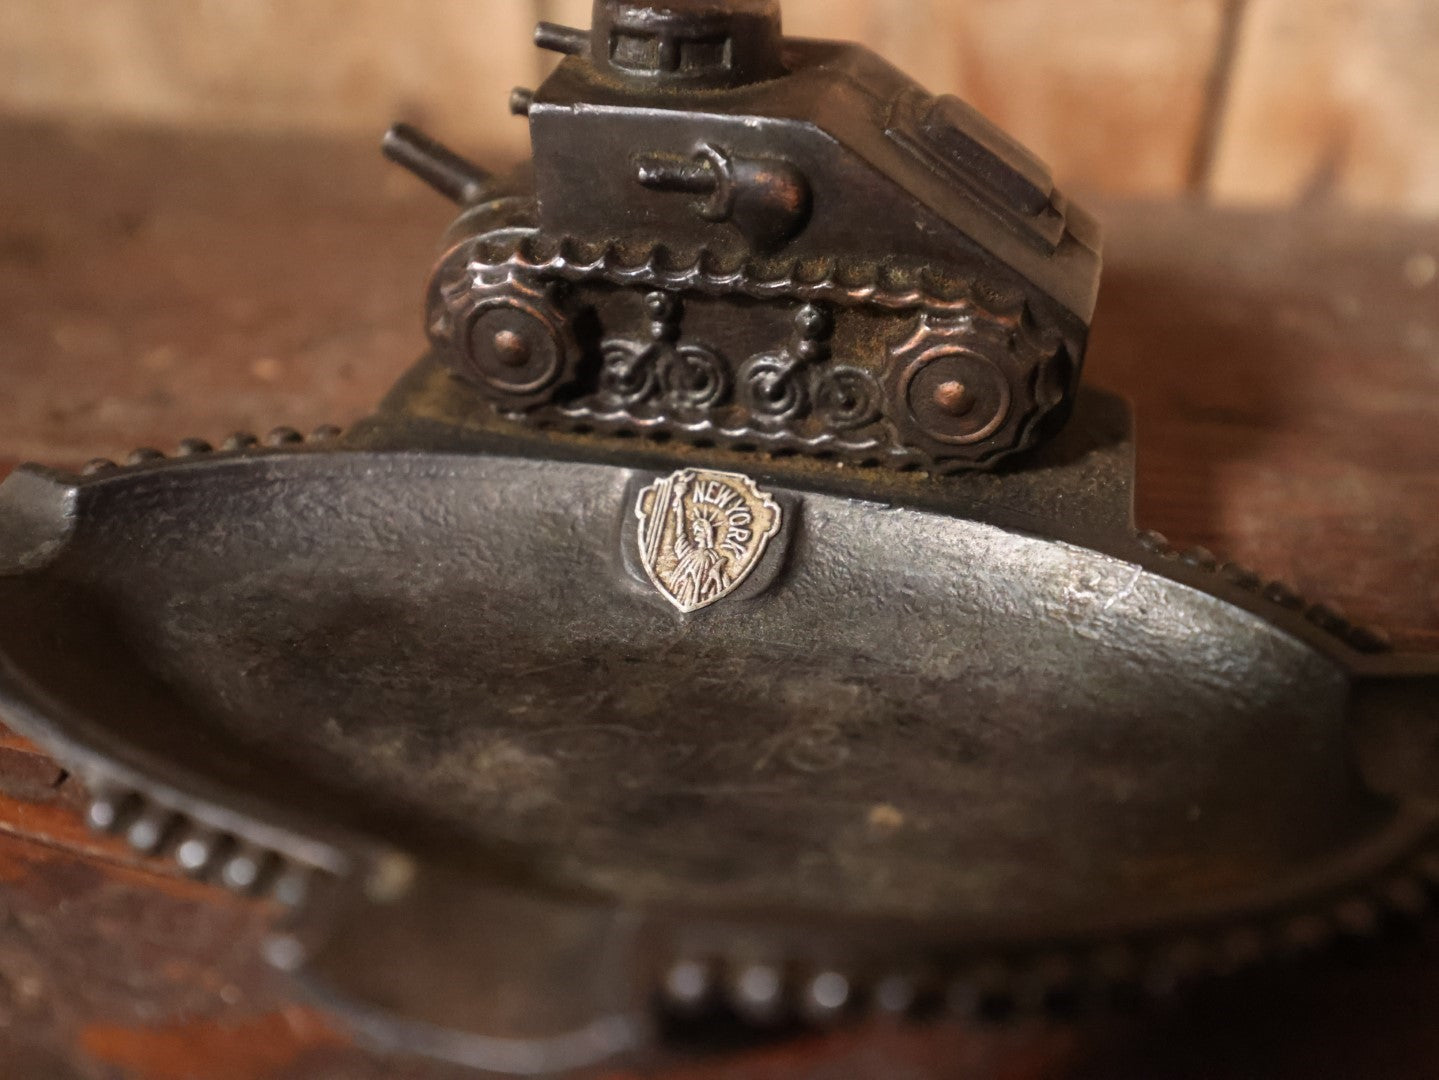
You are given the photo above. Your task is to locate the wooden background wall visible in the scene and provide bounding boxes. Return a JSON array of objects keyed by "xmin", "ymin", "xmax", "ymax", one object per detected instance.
[{"xmin": 3, "ymin": 0, "xmax": 1438, "ymax": 214}]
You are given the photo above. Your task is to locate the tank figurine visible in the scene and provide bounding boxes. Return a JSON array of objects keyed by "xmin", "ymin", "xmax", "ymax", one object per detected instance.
[{"xmin": 385, "ymin": 0, "xmax": 1102, "ymax": 471}]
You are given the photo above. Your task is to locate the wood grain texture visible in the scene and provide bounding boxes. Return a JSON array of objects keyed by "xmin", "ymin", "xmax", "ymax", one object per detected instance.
[
  {"xmin": 0, "ymin": 0, "xmax": 537, "ymax": 158},
  {"xmin": 1211, "ymin": 0, "xmax": 1439, "ymax": 213},
  {"xmin": 1089, "ymin": 203, "xmax": 1439, "ymax": 650},
  {"xmin": 0, "ymin": 121, "xmax": 437, "ymax": 465},
  {"xmin": 5, "ymin": 0, "xmax": 1439, "ymax": 210},
  {"xmin": 784, "ymin": 0, "xmax": 1231, "ymax": 197}
]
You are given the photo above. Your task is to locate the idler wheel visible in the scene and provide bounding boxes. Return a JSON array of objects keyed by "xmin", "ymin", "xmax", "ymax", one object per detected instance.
[
  {"xmin": 880, "ymin": 308, "xmax": 1067, "ymax": 469},
  {"xmin": 447, "ymin": 271, "xmax": 578, "ymax": 410},
  {"xmin": 898, "ymin": 348, "xmax": 1012, "ymax": 446}
]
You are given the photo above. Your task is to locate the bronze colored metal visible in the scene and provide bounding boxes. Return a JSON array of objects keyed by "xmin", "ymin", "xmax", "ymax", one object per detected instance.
[
  {"xmin": 0, "ymin": 3, "xmax": 1435, "ymax": 1078},
  {"xmin": 383, "ymin": 0, "xmax": 1101, "ymax": 473}
]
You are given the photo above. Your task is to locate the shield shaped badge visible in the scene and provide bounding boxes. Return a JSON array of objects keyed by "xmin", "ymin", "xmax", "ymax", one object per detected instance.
[{"xmin": 634, "ymin": 469, "xmax": 783, "ymax": 613}]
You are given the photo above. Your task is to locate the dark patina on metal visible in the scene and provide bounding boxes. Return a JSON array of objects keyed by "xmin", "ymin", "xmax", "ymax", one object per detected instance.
[
  {"xmin": 0, "ymin": 3, "xmax": 1435, "ymax": 1077},
  {"xmin": 383, "ymin": 0, "xmax": 1101, "ymax": 473}
]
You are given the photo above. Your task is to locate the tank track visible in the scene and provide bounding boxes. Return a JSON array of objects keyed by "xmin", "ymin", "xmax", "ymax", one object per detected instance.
[
  {"xmin": 429, "ymin": 231, "xmax": 1076, "ymax": 473},
  {"xmin": 460, "ymin": 231, "xmax": 1035, "ymax": 315}
]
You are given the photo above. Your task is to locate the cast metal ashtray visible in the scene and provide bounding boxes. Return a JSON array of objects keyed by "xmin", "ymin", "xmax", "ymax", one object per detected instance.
[
  {"xmin": 3, "ymin": 0, "xmax": 1437, "ymax": 1074},
  {"xmin": 1, "ymin": 365, "xmax": 1436, "ymax": 1074}
]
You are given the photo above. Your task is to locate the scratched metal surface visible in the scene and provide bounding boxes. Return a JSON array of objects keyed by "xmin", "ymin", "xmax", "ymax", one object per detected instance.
[{"xmin": 0, "ymin": 447, "xmax": 1378, "ymax": 926}]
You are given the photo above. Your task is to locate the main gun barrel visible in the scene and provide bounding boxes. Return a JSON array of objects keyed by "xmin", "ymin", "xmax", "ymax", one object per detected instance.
[{"xmin": 382, "ymin": 123, "xmax": 494, "ymax": 206}]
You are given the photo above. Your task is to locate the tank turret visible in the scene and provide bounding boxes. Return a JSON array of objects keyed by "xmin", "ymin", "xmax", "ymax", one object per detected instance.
[
  {"xmin": 386, "ymin": 0, "xmax": 1102, "ymax": 471},
  {"xmin": 549, "ymin": 0, "xmax": 786, "ymax": 88}
]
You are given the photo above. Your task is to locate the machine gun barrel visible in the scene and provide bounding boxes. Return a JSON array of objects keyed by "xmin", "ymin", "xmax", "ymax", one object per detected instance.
[{"xmin": 382, "ymin": 123, "xmax": 494, "ymax": 206}]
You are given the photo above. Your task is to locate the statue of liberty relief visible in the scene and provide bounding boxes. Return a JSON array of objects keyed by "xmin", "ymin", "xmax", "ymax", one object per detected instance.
[
  {"xmin": 668, "ymin": 475, "xmax": 732, "ymax": 610},
  {"xmin": 636, "ymin": 467, "xmax": 782, "ymax": 613}
]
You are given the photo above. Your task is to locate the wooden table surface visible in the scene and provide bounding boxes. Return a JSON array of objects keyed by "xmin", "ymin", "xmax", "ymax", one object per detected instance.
[{"xmin": 1, "ymin": 116, "xmax": 1437, "ymax": 1079}]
